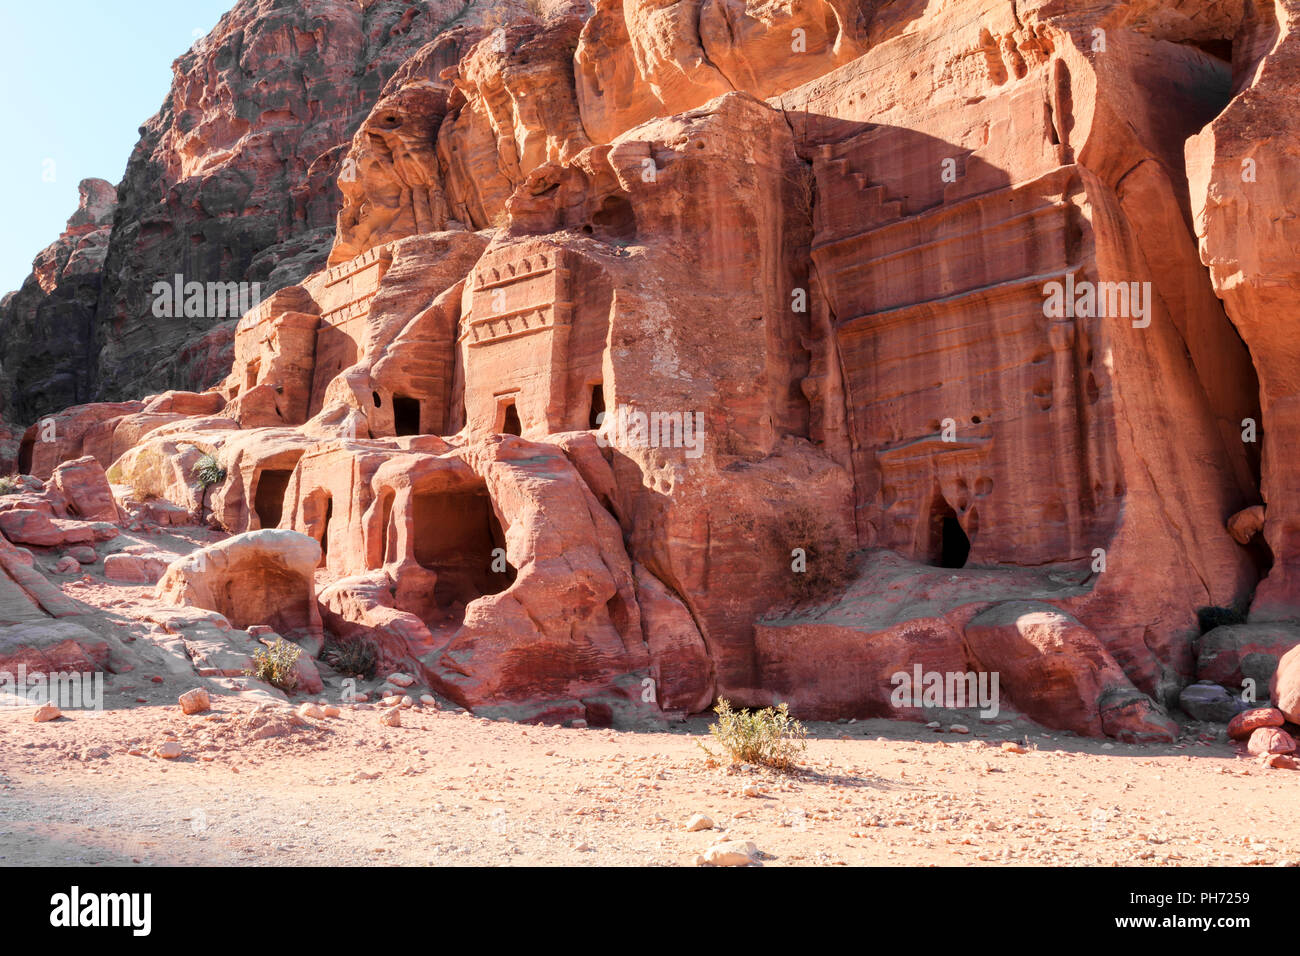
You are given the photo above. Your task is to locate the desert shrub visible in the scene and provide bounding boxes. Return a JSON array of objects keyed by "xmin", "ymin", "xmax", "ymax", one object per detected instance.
[
  {"xmin": 0, "ymin": 475, "xmax": 20, "ymax": 496},
  {"xmin": 1197, "ymin": 605, "xmax": 1246, "ymax": 633},
  {"xmin": 701, "ymin": 698, "xmax": 808, "ymax": 771},
  {"xmin": 323, "ymin": 638, "xmax": 377, "ymax": 679},
  {"xmin": 192, "ymin": 454, "xmax": 227, "ymax": 488},
  {"xmin": 781, "ymin": 505, "xmax": 856, "ymax": 604},
  {"xmin": 247, "ymin": 638, "xmax": 301, "ymax": 692}
]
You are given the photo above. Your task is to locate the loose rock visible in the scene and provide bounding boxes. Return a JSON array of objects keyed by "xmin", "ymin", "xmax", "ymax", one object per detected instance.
[
  {"xmin": 178, "ymin": 688, "xmax": 211, "ymax": 715},
  {"xmin": 703, "ymin": 841, "xmax": 759, "ymax": 866}
]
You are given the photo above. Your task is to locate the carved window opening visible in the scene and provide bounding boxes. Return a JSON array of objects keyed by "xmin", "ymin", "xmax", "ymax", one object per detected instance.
[
  {"xmin": 253, "ymin": 469, "xmax": 293, "ymax": 530},
  {"xmin": 927, "ymin": 497, "xmax": 970, "ymax": 569},
  {"xmin": 393, "ymin": 395, "xmax": 421, "ymax": 436},
  {"xmin": 588, "ymin": 383, "xmax": 606, "ymax": 430},
  {"xmin": 499, "ymin": 400, "xmax": 522, "ymax": 437}
]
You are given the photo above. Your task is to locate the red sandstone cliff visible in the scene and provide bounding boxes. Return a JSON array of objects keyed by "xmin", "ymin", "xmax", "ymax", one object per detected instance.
[
  {"xmin": 2, "ymin": 0, "xmax": 1298, "ymax": 738},
  {"xmin": 0, "ymin": 0, "xmax": 555, "ymax": 425}
]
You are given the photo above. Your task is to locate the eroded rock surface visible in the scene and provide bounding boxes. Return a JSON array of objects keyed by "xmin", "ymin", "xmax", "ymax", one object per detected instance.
[{"xmin": 1, "ymin": 0, "xmax": 1297, "ymax": 737}]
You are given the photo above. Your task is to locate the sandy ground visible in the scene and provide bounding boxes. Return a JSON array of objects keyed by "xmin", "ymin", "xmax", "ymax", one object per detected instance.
[{"xmin": 2, "ymin": 687, "xmax": 1298, "ymax": 867}]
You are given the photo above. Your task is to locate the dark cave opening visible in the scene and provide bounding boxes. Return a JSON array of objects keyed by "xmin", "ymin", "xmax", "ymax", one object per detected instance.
[
  {"xmin": 588, "ymin": 383, "xmax": 606, "ymax": 430},
  {"xmin": 926, "ymin": 498, "xmax": 971, "ymax": 569},
  {"xmin": 393, "ymin": 395, "xmax": 421, "ymax": 436},
  {"xmin": 500, "ymin": 400, "xmax": 522, "ymax": 437},
  {"xmin": 253, "ymin": 469, "xmax": 293, "ymax": 529},
  {"xmin": 940, "ymin": 516, "xmax": 971, "ymax": 569}
]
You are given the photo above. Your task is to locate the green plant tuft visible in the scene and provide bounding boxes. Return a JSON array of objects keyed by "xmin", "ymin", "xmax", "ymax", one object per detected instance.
[
  {"xmin": 192, "ymin": 453, "xmax": 227, "ymax": 489},
  {"xmin": 700, "ymin": 698, "xmax": 808, "ymax": 772},
  {"xmin": 246, "ymin": 638, "xmax": 301, "ymax": 692},
  {"xmin": 323, "ymin": 638, "xmax": 377, "ymax": 680},
  {"xmin": 0, "ymin": 475, "xmax": 20, "ymax": 496}
]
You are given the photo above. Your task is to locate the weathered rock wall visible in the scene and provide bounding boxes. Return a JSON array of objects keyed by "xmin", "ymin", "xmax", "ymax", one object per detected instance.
[{"xmin": 5, "ymin": 0, "xmax": 1299, "ymax": 735}]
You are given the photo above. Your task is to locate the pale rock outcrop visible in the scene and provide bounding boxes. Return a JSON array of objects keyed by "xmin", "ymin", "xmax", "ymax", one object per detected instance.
[{"xmin": 154, "ymin": 530, "xmax": 323, "ymax": 639}]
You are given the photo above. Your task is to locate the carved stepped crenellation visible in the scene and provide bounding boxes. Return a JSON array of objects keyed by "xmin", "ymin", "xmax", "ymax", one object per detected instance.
[{"xmin": 318, "ymin": 243, "xmax": 395, "ymax": 328}]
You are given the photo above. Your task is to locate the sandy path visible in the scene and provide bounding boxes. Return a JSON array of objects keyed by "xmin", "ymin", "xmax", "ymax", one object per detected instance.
[{"xmin": 2, "ymin": 692, "xmax": 1297, "ymax": 867}]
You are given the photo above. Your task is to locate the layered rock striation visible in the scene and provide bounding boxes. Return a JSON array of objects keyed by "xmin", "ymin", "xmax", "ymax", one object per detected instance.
[{"xmin": 2, "ymin": 0, "xmax": 1298, "ymax": 737}]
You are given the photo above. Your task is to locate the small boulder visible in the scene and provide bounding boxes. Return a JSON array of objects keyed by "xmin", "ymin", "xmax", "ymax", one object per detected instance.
[
  {"xmin": 387, "ymin": 672, "xmax": 415, "ymax": 688},
  {"xmin": 702, "ymin": 841, "xmax": 759, "ymax": 866},
  {"xmin": 1178, "ymin": 682, "xmax": 1244, "ymax": 723},
  {"xmin": 686, "ymin": 814, "xmax": 714, "ymax": 832},
  {"xmin": 67, "ymin": 546, "xmax": 97, "ymax": 564},
  {"xmin": 33, "ymin": 702, "xmax": 61, "ymax": 722},
  {"xmin": 155, "ymin": 741, "xmax": 183, "ymax": 759},
  {"xmin": 380, "ymin": 707, "xmax": 402, "ymax": 727},
  {"xmin": 178, "ymin": 688, "xmax": 211, "ymax": 715},
  {"xmin": 1261, "ymin": 753, "xmax": 1298, "ymax": 770},
  {"xmin": 1247, "ymin": 726, "xmax": 1296, "ymax": 756},
  {"xmin": 104, "ymin": 553, "xmax": 169, "ymax": 585},
  {"xmin": 1227, "ymin": 707, "xmax": 1285, "ymax": 741},
  {"xmin": 51, "ymin": 456, "xmax": 119, "ymax": 523}
]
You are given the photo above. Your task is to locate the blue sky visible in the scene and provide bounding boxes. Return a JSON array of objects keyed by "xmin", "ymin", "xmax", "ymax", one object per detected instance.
[{"xmin": 0, "ymin": 0, "xmax": 235, "ymax": 295}]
